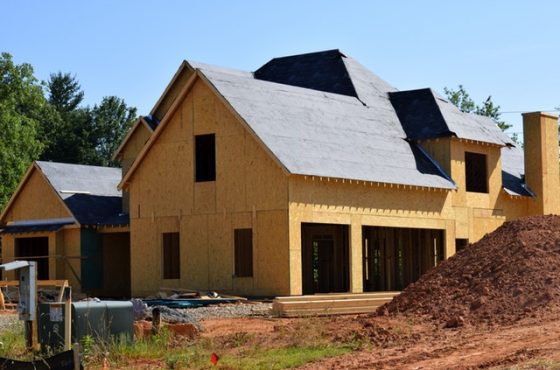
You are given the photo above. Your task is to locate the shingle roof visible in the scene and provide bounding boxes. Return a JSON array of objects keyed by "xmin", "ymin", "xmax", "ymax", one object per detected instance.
[
  {"xmin": 196, "ymin": 62, "xmax": 455, "ymax": 189},
  {"xmin": 36, "ymin": 161, "xmax": 128, "ymax": 225}
]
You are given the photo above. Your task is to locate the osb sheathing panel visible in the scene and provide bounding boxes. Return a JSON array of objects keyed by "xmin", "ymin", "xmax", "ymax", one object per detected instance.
[
  {"xmin": 121, "ymin": 123, "xmax": 152, "ymax": 175},
  {"xmin": 2, "ymin": 169, "xmax": 71, "ymax": 223},
  {"xmin": 63, "ymin": 228, "xmax": 81, "ymax": 292},
  {"xmin": 129, "ymin": 79, "xmax": 289, "ymax": 296},
  {"xmin": 523, "ymin": 113, "xmax": 560, "ymax": 215},
  {"xmin": 449, "ymin": 140, "xmax": 501, "ymax": 209},
  {"xmin": 420, "ymin": 138, "xmax": 451, "ymax": 176},
  {"xmin": 288, "ymin": 178, "xmax": 455, "ymax": 295}
]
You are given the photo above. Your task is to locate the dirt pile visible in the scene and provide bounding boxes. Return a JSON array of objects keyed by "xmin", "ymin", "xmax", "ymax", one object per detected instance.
[{"xmin": 381, "ymin": 215, "xmax": 560, "ymax": 326}]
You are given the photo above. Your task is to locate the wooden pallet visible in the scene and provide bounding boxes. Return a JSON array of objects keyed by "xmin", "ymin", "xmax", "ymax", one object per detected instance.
[{"xmin": 272, "ymin": 292, "xmax": 400, "ymax": 317}]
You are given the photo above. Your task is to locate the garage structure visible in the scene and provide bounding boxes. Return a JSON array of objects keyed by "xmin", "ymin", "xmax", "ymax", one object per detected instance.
[{"xmin": 0, "ymin": 161, "xmax": 131, "ymax": 297}]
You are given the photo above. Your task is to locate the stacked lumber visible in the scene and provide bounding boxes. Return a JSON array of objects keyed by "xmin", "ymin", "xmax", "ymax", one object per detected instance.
[{"xmin": 272, "ymin": 292, "xmax": 400, "ymax": 317}]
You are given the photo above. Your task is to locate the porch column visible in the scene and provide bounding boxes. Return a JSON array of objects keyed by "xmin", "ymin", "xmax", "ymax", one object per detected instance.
[
  {"xmin": 288, "ymin": 217, "xmax": 302, "ymax": 295},
  {"xmin": 349, "ymin": 219, "xmax": 363, "ymax": 293}
]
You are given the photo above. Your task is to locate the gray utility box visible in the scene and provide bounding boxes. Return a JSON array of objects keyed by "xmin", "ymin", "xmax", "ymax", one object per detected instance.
[
  {"xmin": 72, "ymin": 301, "xmax": 133, "ymax": 344},
  {"xmin": 39, "ymin": 300, "xmax": 133, "ymax": 351}
]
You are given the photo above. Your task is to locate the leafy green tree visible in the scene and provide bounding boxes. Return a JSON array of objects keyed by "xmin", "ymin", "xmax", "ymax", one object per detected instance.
[
  {"xmin": 41, "ymin": 73, "xmax": 87, "ymax": 163},
  {"xmin": 444, "ymin": 85, "xmax": 511, "ymax": 131},
  {"xmin": 41, "ymin": 74, "xmax": 137, "ymax": 166},
  {"xmin": 0, "ymin": 53, "xmax": 45, "ymax": 209},
  {"xmin": 90, "ymin": 96, "xmax": 137, "ymax": 166}
]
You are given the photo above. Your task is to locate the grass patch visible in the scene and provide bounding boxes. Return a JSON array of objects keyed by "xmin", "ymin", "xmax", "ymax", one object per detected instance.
[
  {"xmin": 218, "ymin": 345, "xmax": 352, "ymax": 369},
  {"xmin": 0, "ymin": 321, "xmax": 28, "ymax": 360},
  {"xmin": 0, "ymin": 317, "xmax": 354, "ymax": 369}
]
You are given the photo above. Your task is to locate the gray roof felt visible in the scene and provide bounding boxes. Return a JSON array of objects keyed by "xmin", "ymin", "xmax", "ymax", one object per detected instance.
[
  {"xmin": 194, "ymin": 62, "xmax": 455, "ymax": 189},
  {"xmin": 188, "ymin": 50, "xmax": 525, "ymax": 194},
  {"xmin": 501, "ymin": 146, "xmax": 533, "ymax": 196},
  {"xmin": 390, "ymin": 88, "xmax": 512, "ymax": 146},
  {"xmin": 36, "ymin": 161, "xmax": 128, "ymax": 225}
]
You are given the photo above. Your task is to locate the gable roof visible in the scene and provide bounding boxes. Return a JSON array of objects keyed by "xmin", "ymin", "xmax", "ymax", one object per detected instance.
[
  {"xmin": 1, "ymin": 161, "xmax": 127, "ymax": 227},
  {"xmin": 36, "ymin": 161, "xmax": 127, "ymax": 225},
  {"xmin": 112, "ymin": 116, "xmax": 156, "ymax": 161},
  {"xmin": 121, "ymin": 50, "xmax": 526, "ymax": 194}
]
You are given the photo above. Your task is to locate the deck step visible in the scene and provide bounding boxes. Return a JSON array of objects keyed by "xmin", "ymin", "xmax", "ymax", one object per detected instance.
[{"xmin": 272, "ymin": 292, "xmax": 399, "ymax": 317}]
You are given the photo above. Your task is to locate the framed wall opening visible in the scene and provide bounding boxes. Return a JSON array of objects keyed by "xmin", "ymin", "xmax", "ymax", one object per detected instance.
[
  {"xmin": 162, "ymin": 232, "xmax": 180, "ymax": 279},
  {"xmin": 362, "ymin": 226, "xmax": 444, "ymax": 292},
  {"xmin": 465, "ymin": 152, "xmax": 488, "ymax": 193},
  {"xmin": 15, "ymin": 236, "xmax": 49, "ymax": 280},
  {"xmin": 101, "ymin": 232, "xmax": 131, "ymax": 298},
  {"xmin": 301, "ymin": 223, "xmax": 349, "ymax": 295},
  {"xmin": 194, "ymin": 134, "xmax": 216, "ymax": 182}
]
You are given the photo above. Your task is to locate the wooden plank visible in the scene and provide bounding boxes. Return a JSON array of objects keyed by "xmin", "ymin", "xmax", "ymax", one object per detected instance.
[
  {"xmin": 275, "ymin": 298, "xmax": 396, "ymax": 310},
  {"xmin": 0, "ymin": 279, "xmax": 68, "ymax": 287},
  {"xmin": 275, "ymin": 305, "xmax": 391, "ymax": 317},
  {"xmin": 274, "ymin": 292, "xmax": 400, "ymax": 302}
]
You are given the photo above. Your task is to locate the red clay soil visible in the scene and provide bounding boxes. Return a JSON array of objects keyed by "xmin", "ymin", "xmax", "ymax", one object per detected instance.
[{"xmin": 380, "ymin": 215, "xmax": 560, "ymax": 326}]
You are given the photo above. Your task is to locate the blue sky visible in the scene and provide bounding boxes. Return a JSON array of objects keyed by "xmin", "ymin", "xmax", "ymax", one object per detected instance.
[{"xmin": 3, "ymin": 1, "xmax": 559, "ymax": 137}]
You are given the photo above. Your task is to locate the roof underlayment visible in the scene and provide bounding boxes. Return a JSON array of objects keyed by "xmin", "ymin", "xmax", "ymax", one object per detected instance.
[
  {"xmin": 36, "ymin": 161, "xmax": 128, "ymax": 225},
  {"xmin": 188, "ymin": 50, "xmax": 524, "ymax": 193}
]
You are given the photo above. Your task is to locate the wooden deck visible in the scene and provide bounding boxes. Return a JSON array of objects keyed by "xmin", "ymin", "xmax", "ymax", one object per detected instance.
[{"xmin": 272, "ymin": 291, "xmax": 400, "ymax": 317}]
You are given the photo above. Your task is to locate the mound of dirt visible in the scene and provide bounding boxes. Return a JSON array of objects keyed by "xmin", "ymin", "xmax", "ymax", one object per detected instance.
[{"xmin": 380, "ymin": 215, "xmax": 560, "ymax": 326}]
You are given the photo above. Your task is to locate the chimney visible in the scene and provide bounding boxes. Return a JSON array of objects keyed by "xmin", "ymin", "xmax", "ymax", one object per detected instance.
[{"xmin": 523, "ymin": 112, "xmax": 560, "ymax": 215}]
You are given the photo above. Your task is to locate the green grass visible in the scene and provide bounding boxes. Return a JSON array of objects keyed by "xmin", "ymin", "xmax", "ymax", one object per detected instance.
[
  {"xmin": 217, "ymin": 345, "xmax": 352, "ymax": 370},
  {"xmin": 0, "ymin": 321, "xmax": 27, "ymax": 359},
  {"xmin": 93, "ymin": 333, "xmax": 352, "ymax": 369},
  {"xmin": 0, "ymin": 320, "xmax": 354, "ymax": 369}
]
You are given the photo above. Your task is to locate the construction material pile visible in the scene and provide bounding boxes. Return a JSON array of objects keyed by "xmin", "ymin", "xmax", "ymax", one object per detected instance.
[{"xmin": 381, "ymin": 215, "xmax": 560, "ymax": 326}]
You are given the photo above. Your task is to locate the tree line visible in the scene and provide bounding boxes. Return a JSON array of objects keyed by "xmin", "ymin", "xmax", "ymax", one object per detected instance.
[{"xmin": 0, "ymin": 52, "xmax": 136, "ymax": 209}]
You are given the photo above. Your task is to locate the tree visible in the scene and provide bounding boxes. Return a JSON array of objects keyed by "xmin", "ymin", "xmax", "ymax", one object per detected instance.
[
  {"xmin": 0, "ymin": 52, "xmax": 45, "ymax": 209},
  {"xmin": 89, "ymin": 96, "xmax": 137, "ymax": 166},
  {"xmin": 444, "ymin": 85, "xmax": 511, "ymax": 131},
  {"xmin": 41, "ymin": 74, "xmax": 137, "ymax": 166},
  {"xmin": 40, "ymin": 73, "xmax": 87, "ymax": 163},
  {"xmin": 47, "ymin": 72, "xmax": 84, "ymax": 113}
]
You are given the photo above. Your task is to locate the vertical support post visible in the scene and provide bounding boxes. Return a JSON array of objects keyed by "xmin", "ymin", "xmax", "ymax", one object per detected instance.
[
  {"xmin": 349, "ymin": 220, "xmax": 363, "ymax": 293},
  {"xmin": 73, "ymin": 342, "xmax": 80, "ymax": 370},
  {"xmin": 152, "ymin": 307, "xmax": 161, "ymax": 335},
  {"xmin": 64, "ymin": 286, "xmax": 72, "ymax": 351}
]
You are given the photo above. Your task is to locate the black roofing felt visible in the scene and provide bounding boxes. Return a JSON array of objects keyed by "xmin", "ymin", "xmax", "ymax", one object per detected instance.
[
  {"xmin": 502, "ymin": 171, "xmax": 532, "ymax": 197},
  {"xmin": 389, "ymin": 89, "xmax": 454, "ymax": 140},
  {"xmin": 63, "ymin": 194, "xmax": 128, "ymax": 226},
  {"xmin": 143, "ymin": 115, "xmax": 160, "ymax": 130},
  {"xmin": 254, "ymin": 49, "xmax": 360, "ymax": 99},
  {"xmin": 0, "ymin": 219, "xmax": 74, "ymax": 234}
]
